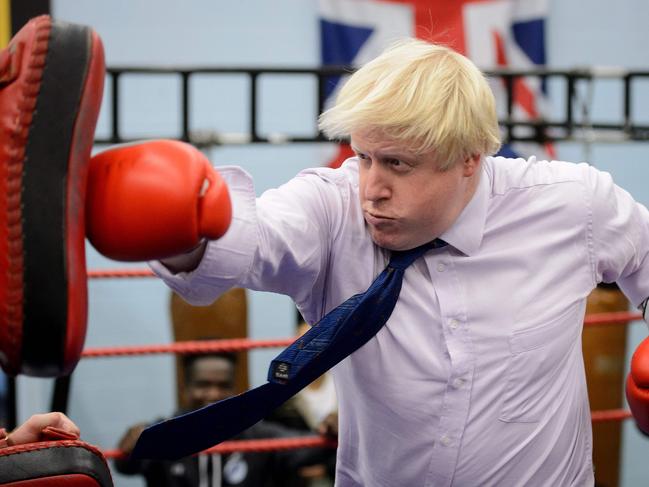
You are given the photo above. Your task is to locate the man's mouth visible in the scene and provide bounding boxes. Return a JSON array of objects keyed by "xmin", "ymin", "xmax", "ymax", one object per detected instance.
[{"xmin": 364, "ymin": 211, "xmax": 395, "ymax": 226}]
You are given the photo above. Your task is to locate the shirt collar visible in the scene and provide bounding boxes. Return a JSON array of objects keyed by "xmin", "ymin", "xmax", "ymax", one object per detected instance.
[{"xmin": 439, "ymin": 165, "xmax": 489, "ymax": 256}]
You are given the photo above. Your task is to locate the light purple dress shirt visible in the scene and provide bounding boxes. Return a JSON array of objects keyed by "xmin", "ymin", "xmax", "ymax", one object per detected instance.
[{"xmin": 151, "ymin": 155, "xmax": 649, "ymax": 487}]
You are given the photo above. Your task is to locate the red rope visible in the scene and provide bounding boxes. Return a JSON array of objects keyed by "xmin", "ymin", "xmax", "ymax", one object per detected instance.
[
  {"xmin": 88, "ymin": 269, "xmax": 155, "ymax": 278},
  {"xmin": 83, "ymin": 307, "xmax": 646, "ymax": 359},
  {"xmin": 81, "ymin": 310, "xmax": 645, "ymax": 358},
  {"xmin": 82, "ymin": 338, "xmax": 295, "ymax": 358},
  {"xmin": 86, "ymin": 268, "xmax": 644, "ymax": 323},
  {"xmin": 101, "ymin": 436, "xmax": 337, "ymax": 459},
  {"xmin": 590, "ymin": 408, "xmax": 633, "ymax": 423},
  {"xmin": 583, "ymin": 311, "xmax": 642, "ymax": 325},
  {"xmin": 99, "ymin": 411, "xmax": 633, "ymax": 459},
  {"xmin": 86, "ymin": 268, "xmax": 645, "ymax": 323}
]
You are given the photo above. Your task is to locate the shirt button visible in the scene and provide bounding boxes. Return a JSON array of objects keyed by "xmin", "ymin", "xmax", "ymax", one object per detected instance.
[
  {"xmin": 440, "ymin": 435, "xmax": 451, "ymax": 446},
  {"xmin": 453, "ymin": 378, "xmax": 465, "ymax": 389},
  {"xmin": 437, "ymin": 263, "xmax": 446, "ymax": 272},
  {"xmin": 449, "ymin": 319, "xmax": 458, "ymax": 329}
]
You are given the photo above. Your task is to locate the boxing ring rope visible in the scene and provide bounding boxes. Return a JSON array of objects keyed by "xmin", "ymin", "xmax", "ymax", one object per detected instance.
[
  {"xmin": 100, "ymin": 409, "xmax": 632, "ymax": 459},
  {"xmin": 86, "ymin": 268, "xmax": 646, "ymax": 323},
  {"xmin": 101, "ymin": 436, "xmax": 338, "ymax": 460},
  {"xmin": 79, "ymin": 311, "xmax": 642, "ymax": 360},
  {"xmin": 100, "ymin": 412, "xmax": 633, "ymax": 459},
  {"xmin": 82, "ymin": 337, "xmax": 295, "ymax": 358},
  {"xmin": 87, "ymin": 269, "xmax": 154, "ymax": 278}
]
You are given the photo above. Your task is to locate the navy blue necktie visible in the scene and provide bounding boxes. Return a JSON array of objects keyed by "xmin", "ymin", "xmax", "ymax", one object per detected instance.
[{"xmin": 133, "ymin": 239, "xmax": 445, "ymax": 460}]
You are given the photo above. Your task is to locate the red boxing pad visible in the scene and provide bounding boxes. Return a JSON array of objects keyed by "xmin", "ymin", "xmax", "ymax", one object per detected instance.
[
  {"xmin": 0, "ymin": 441, "xmax": 113, "ymax": 486},
  {"xmin": 0, "ymin": 15, "xmax": 105, "ymax": 376},
  {"xmin": 626, "ymin": 336, "xmax": 649, "ymax": 434}
]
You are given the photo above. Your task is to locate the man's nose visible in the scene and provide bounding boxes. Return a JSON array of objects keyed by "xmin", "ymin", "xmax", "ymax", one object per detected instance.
[{"xmin": 364, "ymin": 161, "xmax": 391, "ymax": 201}]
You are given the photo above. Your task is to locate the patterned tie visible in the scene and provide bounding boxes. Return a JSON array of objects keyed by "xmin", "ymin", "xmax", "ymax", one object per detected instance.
[{"xmin": 133, "ymin": 239, "xmax": 446, "ymax": 460}]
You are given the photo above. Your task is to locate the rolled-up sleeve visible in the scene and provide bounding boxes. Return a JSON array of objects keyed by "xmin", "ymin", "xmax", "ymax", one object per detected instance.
[{"xmin": 587, "ymin": 164, "xmax": 649, "ymax": 306}]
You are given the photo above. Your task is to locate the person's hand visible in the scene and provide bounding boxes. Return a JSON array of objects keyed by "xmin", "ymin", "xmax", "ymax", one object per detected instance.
[
  {"xmin": 2, "ymin": 412, "xmax": 80, "ymax": 447},
  {"xmin": 317, "ymin": 411, "xmax": 339, "ymax": 438},
  {"xmin": 118, "ymin": 423, "xmax": 148, "ymax": 455}
]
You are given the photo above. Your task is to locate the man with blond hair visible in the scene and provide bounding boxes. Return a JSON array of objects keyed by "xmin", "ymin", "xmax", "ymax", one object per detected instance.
[{"xmin": 86, "ymin": 38, "xmax": 649, "ymax": 486}]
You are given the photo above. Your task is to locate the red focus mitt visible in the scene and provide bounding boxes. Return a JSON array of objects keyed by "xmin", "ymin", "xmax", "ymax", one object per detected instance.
[
  {"xmin": 0, "ymin": 15, "xmax": 105, "ymax": 377},
  {"xmin": 626, "ymin": 336, "xmax": 649, "ymax": 434},
  {"xmin": 0, "ymin": 427, "xmax": 113, "ymax": 486}
]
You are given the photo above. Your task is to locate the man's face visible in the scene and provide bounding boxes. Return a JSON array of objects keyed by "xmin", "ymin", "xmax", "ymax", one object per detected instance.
[
  {"xmin": 185, "ymin": 356, "xmax": 235, "ymax": 410},
  {"xmin": 352, "ymin": 130, "xmax": 480, "ymax": 251}
]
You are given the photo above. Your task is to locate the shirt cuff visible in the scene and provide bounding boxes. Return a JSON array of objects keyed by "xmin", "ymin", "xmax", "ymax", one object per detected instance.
[{"xmin": 149, "ymin": 165, "xmax": 258, "ymax": 305}]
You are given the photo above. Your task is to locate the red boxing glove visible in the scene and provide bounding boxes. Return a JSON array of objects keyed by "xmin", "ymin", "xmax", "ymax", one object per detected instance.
[
  {"xmin": 86, "ymin": 140, "xmax": 231, "ymax": 261},
  {"xmin": 626, "ymin": 336, "xmax": 649, "ymax": 434}
]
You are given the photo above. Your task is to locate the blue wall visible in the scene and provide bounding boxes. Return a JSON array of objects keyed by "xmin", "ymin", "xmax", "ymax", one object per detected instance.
[{"xmin": 14, "ymin": 1, "xmax": 649, "ymax": 485}]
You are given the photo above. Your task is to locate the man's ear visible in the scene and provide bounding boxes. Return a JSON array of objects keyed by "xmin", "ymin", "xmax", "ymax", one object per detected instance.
[{"xmin": 463, "ymin": 153, "xmax": 481, "ymax": 177}]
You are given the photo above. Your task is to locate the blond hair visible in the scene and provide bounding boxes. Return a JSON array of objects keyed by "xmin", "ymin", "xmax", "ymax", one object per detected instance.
[{"xmin": 318, "ymin": 38, "xmax": 501, "ymax": 169}]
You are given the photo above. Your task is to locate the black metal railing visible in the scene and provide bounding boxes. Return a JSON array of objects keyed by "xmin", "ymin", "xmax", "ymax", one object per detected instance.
[{"xmin": 95, "ymin": 66, "xmax": 649, "ymax": 146}]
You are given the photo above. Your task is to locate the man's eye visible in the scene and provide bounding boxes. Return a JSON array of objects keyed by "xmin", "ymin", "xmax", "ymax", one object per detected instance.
[
  {"xmin": 356, "ymin": 153, "xmax": 369, "ymax": 160},
  {"xmin": 387, "ymin": 159, "xmax": 409, "ymax": 169}
]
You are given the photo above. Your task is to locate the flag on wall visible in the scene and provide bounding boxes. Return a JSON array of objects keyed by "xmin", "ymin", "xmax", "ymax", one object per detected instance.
[{"xmin": 318, "ymin": 0, "xmax": 552, "ymax": 167}]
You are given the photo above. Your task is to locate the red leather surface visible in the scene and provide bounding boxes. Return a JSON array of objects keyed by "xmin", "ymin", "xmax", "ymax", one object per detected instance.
[
  {"xmin": 631, "ymin": 336, "xmax": 649, "ymax": 386},
  {"xmin": 86, "ymin": 139, "xmax": 232, "ymax": 261},
  {"xmin": 0, "ymin": 15, "xmax": 51, "ymax": 375},
  {"xmin": 626, "ymin": 373, "xmax": 649, "ymax": 434},
  {"xmin": 1, "ymin": 473, "xmax": 101, "ymax": 486},
  {"xmin": 62, "ymin": 28, "xmax": 105, "ymax": 376},
  {"xmin": 627, "ymin": 337, "xmax": 649, "ymax": 434},
  {"xmin": 0, "ymin": 14, "xmax": 105, "ymax": 377},
  {"xmin": 0, "ymin": 440, "xmax": 112, "ymax": 487}
]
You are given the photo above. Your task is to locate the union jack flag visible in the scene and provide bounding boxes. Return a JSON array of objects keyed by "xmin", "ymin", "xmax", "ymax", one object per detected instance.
[{"xmin": 318, "ymin": 0, "xmax": 553, "ymax": 167}]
